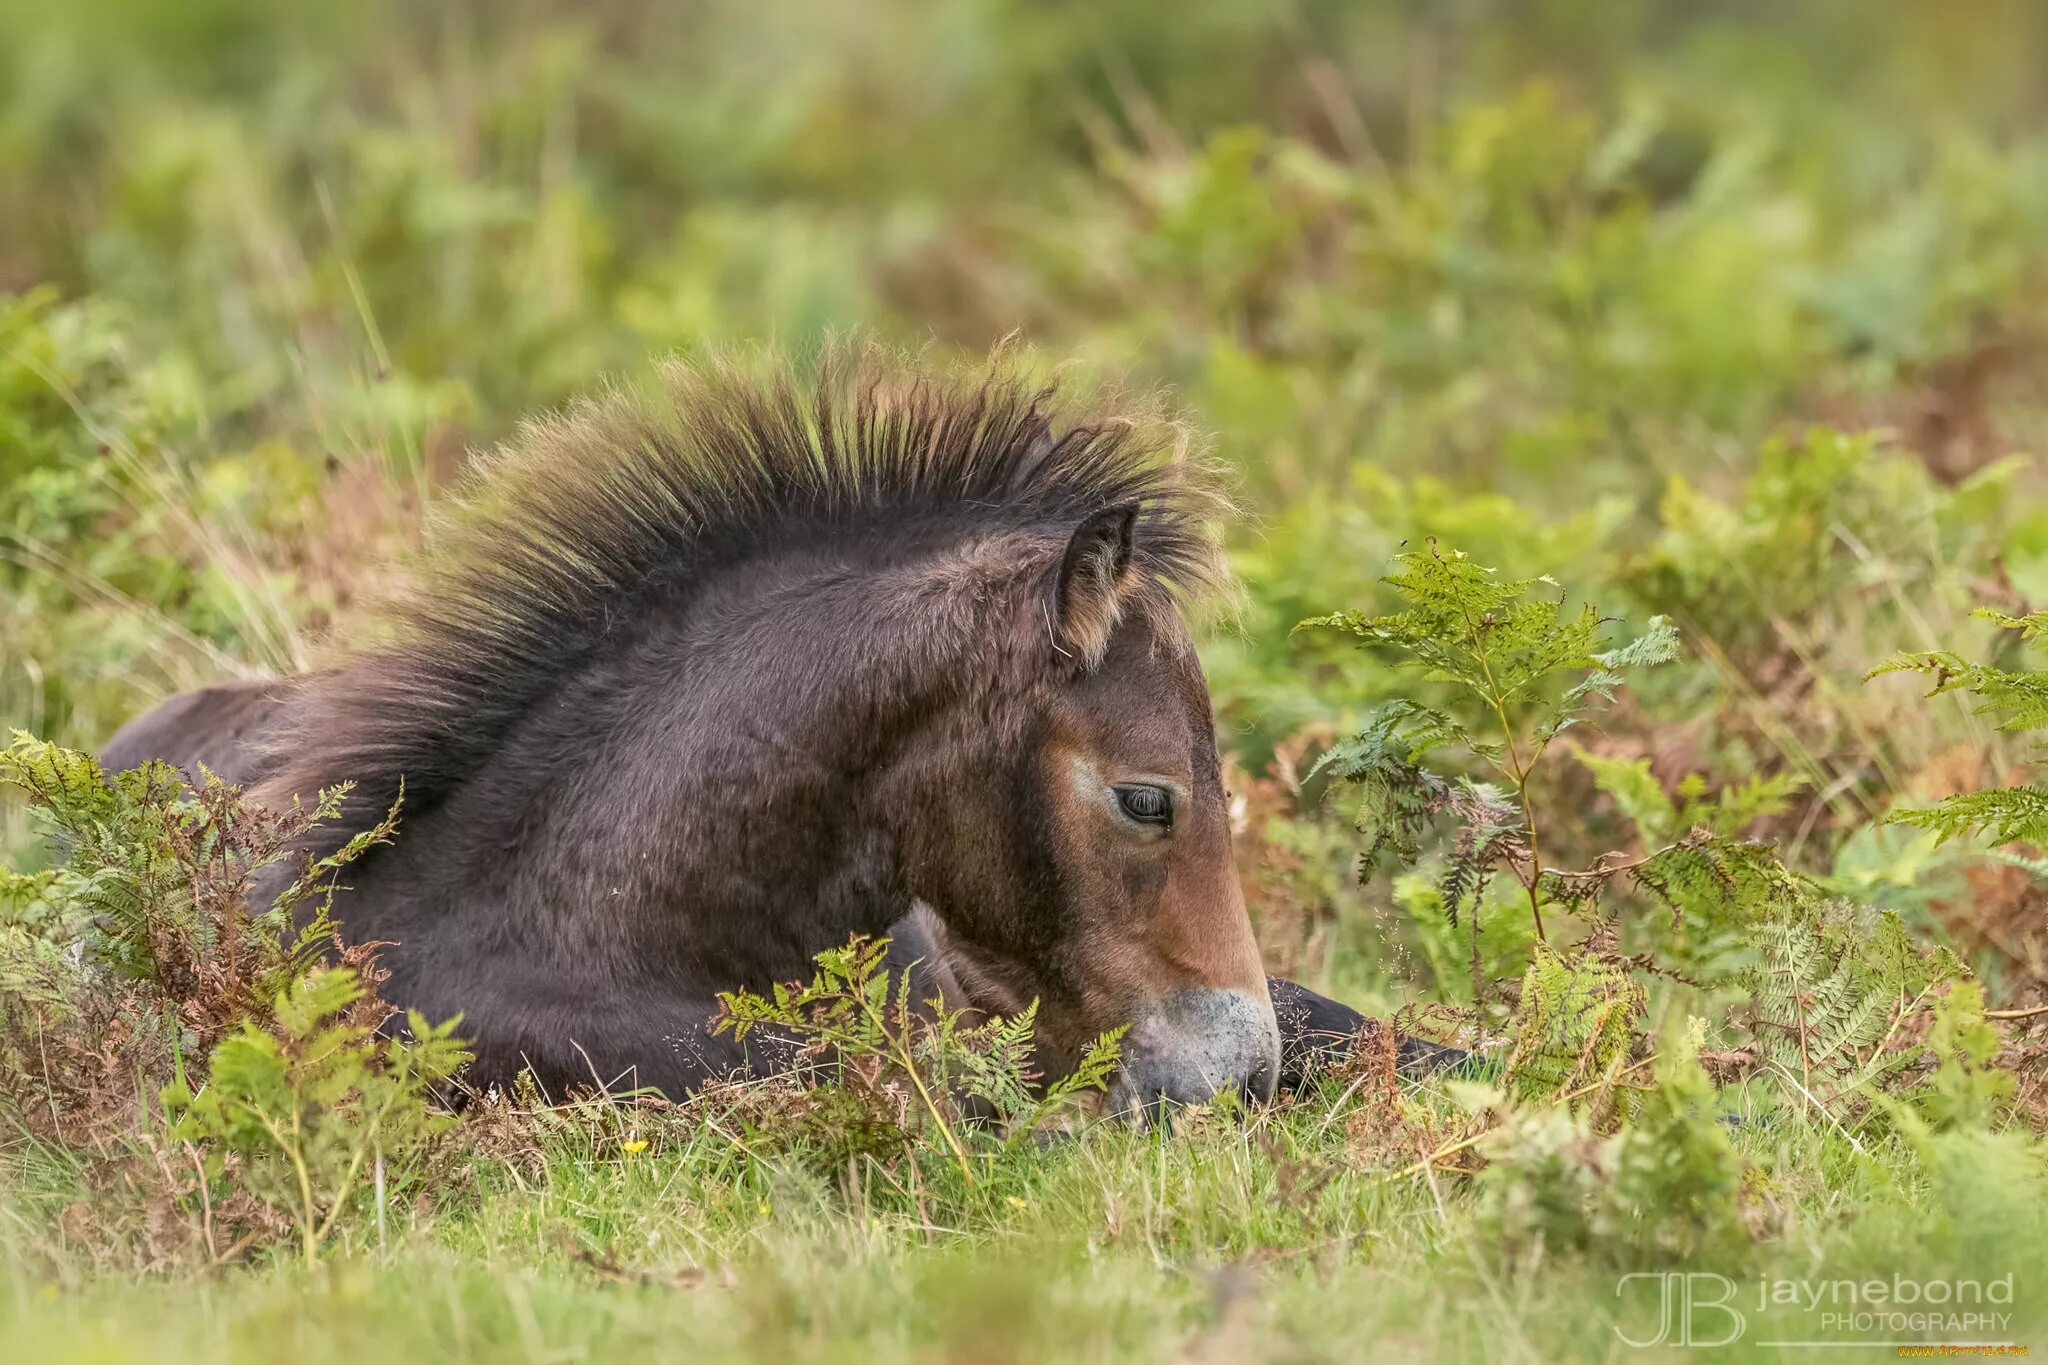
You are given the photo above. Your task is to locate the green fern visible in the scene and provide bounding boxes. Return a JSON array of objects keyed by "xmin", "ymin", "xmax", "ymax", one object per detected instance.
[
  {"xmin": 1478, "ymin": 1021, "xmax": 1746, "ymax": 1268},
  {"xmin": 1917, "ymin": 980, "xmax": 2014, "ymax": 1130},
  {"xmin": 716, "ymin": 935, "xmax": 1127, "ymax": 1180},
  {"xmin": 0, "ymin": 732, "xmax": 398, "ymax": 1020},
  {"xmin": 1306, "ymin": 704, "xmax": 1521, "ymax": 926},
  {"xmin": 1502, "ymin": 943, "xmax": 1645, "ymax": 1108},
  {"xmin": 1575, "ymin": 751, "xmax": 1805, "ymax": 845},
  {"xmin": 1598, "ymin": 1020, "xmax": 1746, "ymax": 1262},
  {"xmin": 1890, "ymin": 784, "xmax": 2048, "ymax": 846},
  {"xmin": 1630, "ymin": 830, "xmax": 1813, "ymax": 942},
  {"xmin": 1870, "ymin": 607, "xmax": 2048, "ymax": 848},
  {"xmin": 1738, "ymin": 898, "xmax": 1959, "ymax": 1109},
  {"xmin": 0, "ymin": 732, "xmax": 413, "ymax": 1148},
  {"xmin": 164, "ymin": 967, "xmax": 470, "ymax": 1270},
  {"xmin": 1629, "ymin": 427, "xmax": 1970, "ymax": 665},
  {"xmin": 1302, "ymin": 547, "xmax": 1979, "ymax": 1134},
  {"xmin": 1300, "ymin": 539, "xmax": 1677, "ymax": 944}
]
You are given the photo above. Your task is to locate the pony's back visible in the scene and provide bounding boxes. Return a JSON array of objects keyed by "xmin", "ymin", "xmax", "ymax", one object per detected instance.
[{"xmin": 98, "ymin": 679, "xmax": 290, "ymax": 787}]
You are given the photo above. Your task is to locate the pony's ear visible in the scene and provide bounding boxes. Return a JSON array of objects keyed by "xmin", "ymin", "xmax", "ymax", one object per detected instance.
[{"xmin": 1053, "ymin": 502, "xmax": 1137, "ymax": 665}]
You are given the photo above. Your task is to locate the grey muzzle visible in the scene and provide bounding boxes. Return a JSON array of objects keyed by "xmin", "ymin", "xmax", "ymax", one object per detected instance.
[{"xmin": 1106, "ymin": 986, "xmax": 1283, "ymax": 1124}]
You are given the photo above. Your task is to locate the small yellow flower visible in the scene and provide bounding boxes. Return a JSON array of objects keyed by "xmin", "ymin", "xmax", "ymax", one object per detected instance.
[
  {"xmin": 621, "ymin": 1138, "xmax": 649, "ymax": 1154},
  {"xmin": 1005, "ymin": 1195, "xmax": 1029, "ymax": 1210},
  {"xmin": 758, "ymin": 1202, "xmax": 773, "ymax": 1216}
]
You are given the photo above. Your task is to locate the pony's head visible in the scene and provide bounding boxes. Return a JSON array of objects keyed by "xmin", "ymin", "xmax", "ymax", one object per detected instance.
[{"xmin": 889, "ymin": 499, "xmax": 1280, "ymax": 1120}]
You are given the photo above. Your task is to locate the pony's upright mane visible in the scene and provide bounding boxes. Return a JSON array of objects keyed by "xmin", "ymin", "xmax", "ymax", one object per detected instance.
[{"xmin": 257, "ymin": 344, "xmax": 1227, "ymax": 841}]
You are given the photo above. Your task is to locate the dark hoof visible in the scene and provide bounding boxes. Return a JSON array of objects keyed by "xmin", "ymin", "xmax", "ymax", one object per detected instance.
[{"xmin": 1266, "ymin": 977, "xmax": 1475, "ymax": 1091}]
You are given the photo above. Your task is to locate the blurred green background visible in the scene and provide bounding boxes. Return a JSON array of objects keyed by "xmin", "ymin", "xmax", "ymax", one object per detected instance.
[{"xmin": 5, "ymin": 0, "xmax": 2048, "ymax": 997}]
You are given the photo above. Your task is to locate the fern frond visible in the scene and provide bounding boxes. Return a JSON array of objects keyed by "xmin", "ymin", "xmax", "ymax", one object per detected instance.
[
  {"xmin": 1597, "ymin": 615, "xmax": 1681, "ymax": 671},
  {"xmin": 1867, "ymin": 651, "xmax": 2048, "ymax": 732},
  {"xmin": 1736, "ymin": 900, "xmax": 1957, "ymax": 1109},
  {"xmin": 1503, "ymin": 945, "xmax": 1645, "ymax": 1108},
  {"xmin": 1972, "ymin": 606, "xmax": 2048, "ymax": 640},
  {"xmin": 1888, "ymin": 784, "xmax": 2048, "ymax": 847}
]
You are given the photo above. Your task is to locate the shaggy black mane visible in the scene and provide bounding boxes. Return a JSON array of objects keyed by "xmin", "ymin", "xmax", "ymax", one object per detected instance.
[{"xmin": 257, "ymin": 344, "xmax": 1226, "ymax": 840}]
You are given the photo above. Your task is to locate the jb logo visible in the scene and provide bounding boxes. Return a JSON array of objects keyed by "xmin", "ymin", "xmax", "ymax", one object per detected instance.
[{"xmin": 1615, "ymin": 1273, "xmax": 1746, "ymax": 1348}]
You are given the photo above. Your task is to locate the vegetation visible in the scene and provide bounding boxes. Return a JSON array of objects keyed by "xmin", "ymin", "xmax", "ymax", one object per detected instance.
[{"xmin": 7, "ymin": 1, "xmax": 2048, "ymax": 1359}]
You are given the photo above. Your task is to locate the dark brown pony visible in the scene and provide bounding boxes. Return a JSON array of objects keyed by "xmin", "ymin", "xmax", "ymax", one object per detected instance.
[{"xmin": 104, "ymin": 351, "xmax": 1289, "ymax": 1116}]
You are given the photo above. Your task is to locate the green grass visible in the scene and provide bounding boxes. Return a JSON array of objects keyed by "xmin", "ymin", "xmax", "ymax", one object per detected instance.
[{"xmin": 9, "ymin": 1083, "xmax": 2044, "ymax": 1363}]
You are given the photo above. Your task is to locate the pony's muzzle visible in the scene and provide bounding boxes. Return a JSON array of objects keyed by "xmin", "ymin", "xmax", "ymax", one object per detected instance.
[{"xmin": 1106, "ymin": 986, "xmax": 1283, "ymax": 1124}]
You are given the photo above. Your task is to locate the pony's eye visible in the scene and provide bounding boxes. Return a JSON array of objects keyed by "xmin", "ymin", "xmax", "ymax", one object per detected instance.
[{"xmin": 1114, "ymin": 784, "xmax": 1173, "ymax": 827}]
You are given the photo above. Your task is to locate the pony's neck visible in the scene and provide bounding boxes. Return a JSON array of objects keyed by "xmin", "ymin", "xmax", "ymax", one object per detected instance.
[{"xmin": 444, "ymin": 540, "xmax": 1035, "ymax": 986}]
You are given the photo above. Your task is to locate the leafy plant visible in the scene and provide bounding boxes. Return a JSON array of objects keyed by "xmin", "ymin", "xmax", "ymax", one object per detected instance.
[
  {"xmin": 1626, "ymin": 428, "xmax": 2003, "ymax": 667},
  {"xmin": 1302, "ymin": 546, "xmax": 1990, "ymax": 1151},
  {"xmin": 715, "ymin": 936, "xmax": 1125, "ymax": 1183},
  {"xmin": 1501, "ymin": 944, "xmax": 1645, "ymax": 1108},
  {"xmin": 1737, "ymin": 897, "xmax": 1960, "ymax": 1113},
  {"xmin": 1918, "ymin": 980, "xmax": 2015, "ymax": 1130},
  {"xmin": 1471, "ymin": 1104, "xmax": 1613, "ymax": 1260},
  {"xmin": 0, "ymin": 735, "xmax": 411, "ymax": 1131},
  {"xmin": 1597, "ymin": 1022, "xmax": 1747, "ymax": 1263},
  {"xmin": 0, "ymin": 733, "xmax": 470, "ymax": 1268},
  {"xmin": 163, "ymin": 967, "xmax": 469, "ymax": 1269},
  {"xmin": 1301, "ymin": 539, "xmax": 1679, "ymax": 947},
  {"xmin": 1476, "ymin": 1020, "xmax": 1750, "ymax": 1269},
  {"xmin": 1573, "ymin": 752, "xmax": 1806, "ymax": 846},
  {"xmin": 1297, "ymin": 540, "xmax": 1693, "ymax": 1045},
  {"xmin": 1872, "ymin": 607, "xmax": 2048, "ymax": 852}
]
